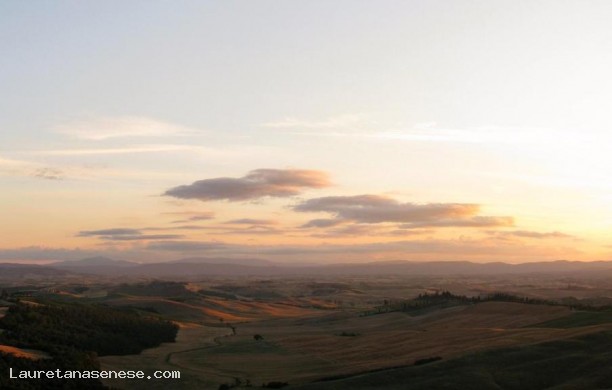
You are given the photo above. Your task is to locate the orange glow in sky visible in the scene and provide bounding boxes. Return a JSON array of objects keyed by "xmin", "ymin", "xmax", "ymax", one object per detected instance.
[{"xmin": 1, "ymin": 1, "xmax": 611, "ymax": 263}]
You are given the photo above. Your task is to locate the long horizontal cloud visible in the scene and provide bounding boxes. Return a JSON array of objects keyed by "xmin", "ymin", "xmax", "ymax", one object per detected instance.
[
  {"xmin": 248, "ymin": 239, "xmax": 583, "ymax": 261},
  {"xmin": 490, "ymin": 230, "xmax": 575, "ymax": 239},
  {"xmin": 99, "ymin": 234, "xmax": 184, "ymax": 241},
  {"xmin": 77, "ymin": 228, "xmax": 183, "ymax": 241},
  {"xmin": 164, "ymin": 169, "xmax": 331, "ymax": 201},
  {"xmin": 78, "ymin": 228, "xmax": 142, "ymax": 236},
  {"xmin": 140, "ymin": 238, "xmax": 582, "ymax": 262},
  {"xmin": 398, "ymin": 216, "xmax": 514, "ymax": 229},
  {"xmin": 0, "ymin": 235, "xmax": 583, "ymax": 263},
  {"xmin": 225, "ymin": 218, "xmax": 279, "ymax": 225},
  {"xmin": 295, "ymin": 195, "xmax": 513, "ymax": 228},
  {"xmin": 54, "ymin": 116, "xmax": 200, "ymax": 140},
  {"xmin": 310, "ymin": 225, "xmax": 432, "ymax": 238}
]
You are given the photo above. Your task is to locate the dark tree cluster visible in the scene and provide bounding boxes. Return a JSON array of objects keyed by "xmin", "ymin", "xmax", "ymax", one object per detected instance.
[
  {"xmin": 361, "ymin": 290, "xmax": 612, "ymax": 317},
  {"xmin": 0, "ymin": 302, "xmax": 178, "ymax": 356}
]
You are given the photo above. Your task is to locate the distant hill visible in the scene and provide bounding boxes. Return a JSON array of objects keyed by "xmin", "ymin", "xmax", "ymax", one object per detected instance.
[
  {"xmin": 52, "ymin": 256, "xmax": 138, "ymax": 268},
  {"xmin": 172, "ymin": 257, "xmax": 277, "ymax": 267},
  {"xmin": 319, "ymin": 260, "xmax": 612, "ymax": 275},
  {"xmin": 75, "ymin": 259, "xmax": 612, "ymax": 277},
  {"xmin": 4, "ymin": 259, "xmax": 612, "ymax": 279},
  {"xmin": 0, "ymin": 263, "xmax": 73, "ymax": 279}
]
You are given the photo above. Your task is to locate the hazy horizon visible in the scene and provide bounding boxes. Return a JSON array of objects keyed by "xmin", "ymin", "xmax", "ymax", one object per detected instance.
[{"xmin": 2, "ymin": 1, "xmax": 612, "ymax": 264}]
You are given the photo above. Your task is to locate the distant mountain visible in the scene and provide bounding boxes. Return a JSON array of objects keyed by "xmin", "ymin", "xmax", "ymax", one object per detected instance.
[
  {"xmin": 172, "ymin": 257, "xmax": 278, "ymax": 267},
  {"xmin": 320, "ymin": 260, "xmax": 612, "ymax": 275},
  {"xmin": 7, "ymin": 258, "xmax": 612, "ymax": 279},
  {"xmin": 85, "ymin": 259, "xmax": 612, "ymax": 278},
  {"xmin": 0, "ymin": 263, "xmax": 73, "ymax": 279},
  {"xmin": 133, "ymin": 262, "xmax": 278, "ymax": 277},
  {"xmin": 52, "ymin": 256, "xmax": 138, "ymax": 268}
]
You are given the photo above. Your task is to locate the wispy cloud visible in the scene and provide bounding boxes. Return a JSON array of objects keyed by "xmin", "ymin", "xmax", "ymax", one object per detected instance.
[
  {"xmin": 100, "ymin": 234, "xmax": 185, "ymax": 241},
  {"xmin": 162, "ymin": 211, "xmax": 215, "ymax": 223},
  {"xmin": 489, "ymin": 230, "xmax": 576, "ymax": 239},
  {"xmin": 31, "ymin": 167, "xmax": 64, "ymax": 180},
  {"xmin": 261, "ymin": 114, "xmax": 369, "ymax": 129},
  {"xmin": 309, "ymin": 224, "xmax": 431, "ymax": 238},
  {"xmin": 165, "ymin": 168, "xmax": 331, "ymax": 202},
  {"xmin": 0, "ymin": 156, "xmax": 33, "ymax": 170},
  {"xmin": 31, "ymin": 144, "xmax": 209, "ymax": 156},
  {"xmin": 366, "ymin": 126, "xmax": 553, "ymax": 145},
  {"xmin": 398, "ymin": 216, "xmax": 515, "ymax": 229},
  {"xmin": 211, "ymin": 225, "xmax": 283, "ymax": 236},
  {"xmin": 54, "ymin": 116, "xmax": 203, "ymax": 140},
  {"xmin": 225, "ymin": 218, "xmax": 279, "ymax": 225},
  {"xmin": 301, "ymin": 218, "xmax": 345, "ymax": 228},
  {"xmin": 0, "ymin": 155, "xmax": 66, "ymax": 181},
  {"xmin": 263, "ymin": 114, "xmax": 553, "ymax": 146}
]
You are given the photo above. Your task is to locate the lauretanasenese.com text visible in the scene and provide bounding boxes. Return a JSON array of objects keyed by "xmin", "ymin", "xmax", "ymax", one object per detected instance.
[{"xmin": 8, "ymin": 368, "xmax": 181, "ymax": 380}]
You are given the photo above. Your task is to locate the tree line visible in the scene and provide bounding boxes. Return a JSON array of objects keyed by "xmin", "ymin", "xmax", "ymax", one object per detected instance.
[{"xmin": 0, "ymin": 301, "xmax": 178, "ymax": 389}]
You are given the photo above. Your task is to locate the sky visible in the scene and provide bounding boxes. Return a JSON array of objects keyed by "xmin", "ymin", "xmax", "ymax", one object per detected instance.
[{"xmin": 1, "ymin": 0, "xmax": 611, "ymax": 264}]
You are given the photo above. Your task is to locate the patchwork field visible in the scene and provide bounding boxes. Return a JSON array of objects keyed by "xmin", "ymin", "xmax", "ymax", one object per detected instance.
[
  {"xmin": 100, "ymin": 296, "xmax": 612, "ymax": 389},
  {"xmin": 8, "ymin": 274, "xmax": 612, "ymax": 390}
]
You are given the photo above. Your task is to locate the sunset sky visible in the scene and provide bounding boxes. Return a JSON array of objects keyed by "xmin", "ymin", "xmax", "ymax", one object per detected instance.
[{"xmin": 2, "ymin": 1, "xmax": 612, "ymax": 264}]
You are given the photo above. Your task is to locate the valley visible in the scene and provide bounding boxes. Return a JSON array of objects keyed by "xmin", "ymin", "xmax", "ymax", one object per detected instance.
[{"xmin": 4, "ymin": 260, "xmax": 612, "ymax": 389}]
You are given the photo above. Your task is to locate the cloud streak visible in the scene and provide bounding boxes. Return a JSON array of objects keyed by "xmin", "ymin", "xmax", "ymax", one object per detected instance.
[
  {"xmin": 164, "ymin": 169, "xmax": 331, "ymax": 202},
  {"xmin": 162, "ymin": 211, "xmax": 215, "ymax": 223},
  {"xmin": 398, "ymin": 216, "xmax": 514, "ymax": 229},
  {"xmin": 54, "ymin": 116, "xmax": 202, "ymax": 140},
  {"xmin": 77, "ymin": 228, "xmax": 183, "ymax": 241},
  {"xmin": 260, "ymin": 114, "xmax": 368, "ymax": 129},
  {"xmin": 225, "ymin": 218, "xmax": 279, "ymax": 225},
  {"xmin": 33, "ymin": 144, "xmax": 210, "ymax": 156},
  {"xmin": 0, "ymin": 156, "xmax": 65, "ymax": 181},
  {"xmin": 489, "ymin": 230, "xmax": 575, "ymax": 239}
]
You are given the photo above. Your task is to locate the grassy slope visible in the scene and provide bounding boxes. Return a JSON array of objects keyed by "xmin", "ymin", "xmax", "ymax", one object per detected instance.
[
  {"xmin": 160, "ymin": 302, "xmax": 593, "ymax": 388},
  {"xmin": 534, "ymin": 310, "xmax": 612, "ymax": 328},
  {"xmin": 293, "ymin": 331, "xmax": 612, "ymax": 390}
]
